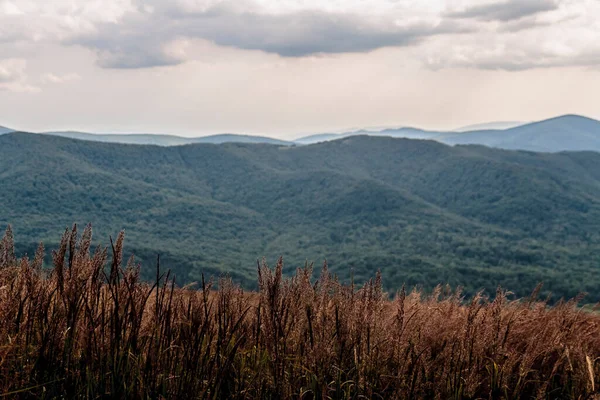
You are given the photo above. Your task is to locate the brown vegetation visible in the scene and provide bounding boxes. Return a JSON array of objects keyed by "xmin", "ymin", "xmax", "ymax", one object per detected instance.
[{"xmin": 0, "ymin": 225, "xmax": 599, "ymax": 399}]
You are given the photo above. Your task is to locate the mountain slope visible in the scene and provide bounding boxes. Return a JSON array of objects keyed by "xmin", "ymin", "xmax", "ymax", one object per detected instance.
[
  {"xmin": 23, "ymin": 114, "xmax": 600, "ymax": 152},
  {"xmin": 364, "ymin": 127, "xmax": 442, "ymax": 140},
  {"xmin": 454, "ymin": 121, "xmax": 525, "ymax": 132},
  {"xmin": 440, "ymin": 115, "xmax": 600, "ymax": 152},
  {"xmin": 45, "ymin": 131, "xmax": 293, "ymax": 146},
  {"xmin": 45, "ymin": 131, "xmax": 191, "ymax": 146},
  {"xmin": 297, "ymin": 115, "xmax": 600, "ymax": 152},
  {"xmin": 0, "ymin": 125, "xmax": 14, "ymax": 134},
  {"xmin": 190, "ymin": 134, "xmax": 293, "ymax": 145},
  {"xmin": 295, "ymin": 127, "xmax": 441, "ymax": 144},
  {"xmin": 2, "ymin": 132, "xmax": 600, "ymax": 300},
  {"xmin": 293, "ymin": 133, "xmax": 343, "ymax": 144}
]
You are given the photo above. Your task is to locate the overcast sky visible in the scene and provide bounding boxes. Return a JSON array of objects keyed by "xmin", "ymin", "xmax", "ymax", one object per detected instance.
[{"xmin": 0, "ymin": 0, "xmax": 599, "ymax": 138}]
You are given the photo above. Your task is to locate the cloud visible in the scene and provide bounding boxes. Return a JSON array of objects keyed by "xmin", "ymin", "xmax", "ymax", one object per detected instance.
[
  {"xmin": 421, "ymin": 23, "xmax": 600, "ymax": 71},
  {"xmin": 0, "ymin": 0, "xmax": 599, "ymax": 72},
  {"xmin": 41, "ymin": 72, "xmax": 81, "ymax": 84},
  {"xmin": 0, "ymin": 1, "xmax": 24, "ymax": 16},
  {"xmin": 69, "ymin": 4, "xmax": 467, "ymax": 68},
  {"xmin": 0, "ymin": 59, "xmax": 23, "ymax": 83},
  {"xmin": 446, "ymin": 0, "xmax": 558, "ymax": 22},
  {"xmin": 415, "ymin": 0, "xmax": 600, "ymax": 71},
  {"xmin": 0, "ymin": 58, "xmax": 39, "ymax": 92}
]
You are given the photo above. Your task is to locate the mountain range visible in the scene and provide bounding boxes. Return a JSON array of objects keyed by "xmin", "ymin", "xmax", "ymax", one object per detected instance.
[
  {"xmin": 2, "ymin": 132, "xmax": 600, "ymax": 301},
  {"xmin": 438, "ymin": 115, "xmax": 600, "ymax": 152},
  {"xmin": 2, "ymin": 114, "xmax": 598, "ymax": 152},
  {"xmin": 296, "ymin": 115, "xmax": 600, "ymax": 152},
  {"xmin": 40, "ymin": 131, "xmax": 294, "ymax": 146},
  {"xmin": 453, "ymin": 121, "xmax": 525, "ymax": 132}
]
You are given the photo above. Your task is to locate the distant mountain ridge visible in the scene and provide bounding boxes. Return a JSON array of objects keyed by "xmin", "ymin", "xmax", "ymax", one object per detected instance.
[
  {"xmin": 454, "ymin": 121, "xmax": 525, "ymax": 132},
  {"xmin": 3, "ymin": 114, "xmax": 600, "ymax": 152},
  {"xmin": 297, "ymin": 114, "xmax": 600, "ymax": 152},
  {"xmin": 0, "ymin": 125, "xmax": 14, "ymax": 134},
  {"xmin": 295, "ymin": 127, "xmax": 447, "ymax": 145},
  {"xmin": 45, "ymin": 131, "xmax": 293, "ymax": 146},
  {"xmin": 439, "ymin": 115, "xmax": 600, "ymax": 152}
]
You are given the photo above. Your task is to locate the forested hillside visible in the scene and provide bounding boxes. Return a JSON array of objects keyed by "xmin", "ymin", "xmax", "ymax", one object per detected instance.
[{"xmin": 2, "ymin": 132, "xmax": 600, "ymax": 300}]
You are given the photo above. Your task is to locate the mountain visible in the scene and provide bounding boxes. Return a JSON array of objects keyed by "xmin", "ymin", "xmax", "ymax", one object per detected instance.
[
  {"xmin": 2, "ymin": 132, "xmax": 600, "ymax": 301},
  {"xmin": 44, "ymin": 131, "xmax": 293, "ymax": 146},
  {"xmin": 45, "ymin": 131, "xmax": 191, "ymax": 146},
  {"xmin": 16, "ymin": 114, "xmax": 600, "ymax": 152},
  {"xmin": 298, "ymin": 115, "xmax": 600, "ymax": 153},
  {"xmin": 368, "ymin": 127, "xmax": 442, "ymax": 139},
  {"xmin": 294, "ymin": 133, "xmax": 345, "ymax": 144},
  {"xmin": 440, "ymin": 115, "xmax": 600, "ymax": 152},
  {"xmin": 454, "ymin": 121, "xmax": 525, "ymax": 132},
  {"xmin": 295, "ymin": 127, "xmax": 441, "ymax": 144},
  {"xmin": 0, "ymin": 125, "xmax": 14, "ymax": 134},
  {"xmin": 190, "ymin": 134, "xmax": 293, "ymax": 146}
]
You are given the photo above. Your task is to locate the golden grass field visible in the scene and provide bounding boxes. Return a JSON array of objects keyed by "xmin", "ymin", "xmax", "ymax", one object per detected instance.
[{"xmin": 1, "ymin": 225, "xmax": 599, "ymax": 399}]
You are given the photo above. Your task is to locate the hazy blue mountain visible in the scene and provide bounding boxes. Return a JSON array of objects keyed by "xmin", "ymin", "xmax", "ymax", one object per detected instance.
[
  {"xmin": 10, "ymin": 113, "xmax": 600, "ymax": 152},
  {"xmin": 297, "ymin": 115, "xmax": 600, "ymax": 152},
  {"xmin": 44, "ymin": 131, "xmax": 293, "ymax": 146},
  {"xmin": 368, "ymin": 127, "xmax": 442, "ymax": 139},
  {"xmin": 454, "ymin": 121, "xmax": 525, "ymax": 132},
  {"xmin": 294, "ymin": 133, "xmax": 346, "ymax": 144},
  {"xmin": 190, "ymin": 134, "xmax": 293, "ymax": 146},
  {"xmin": 440, "ymin": 115, "xmax": 600, "ymax": 152},
  {"xmin": 436, "ymin": 129, "xmax": 506, "ymax": 147},
  {"xmin": 295, "ymin": 127, "xmax": 441, "ymax": 144},
  {"xmin": 0, "ymin": 126, "xmax": 14, "ymax": 134},
  {"xmin": 45, "ymin": 131, "xmax": 191, "ymax": 146}
]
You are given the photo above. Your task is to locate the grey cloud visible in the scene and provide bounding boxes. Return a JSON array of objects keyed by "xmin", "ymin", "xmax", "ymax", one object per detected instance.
[
  {"xmin": 69, "ymin": 5, "xmax": 468, "ymax": 69},
  {"xmin": 62, "ymin": 0, "xmax": 597, "ymax": 72},
  {"xmin": 446, "ymin": 0, "xmax": 558, "ymax": 22},
  {"xmin": 498, "ymin": 17, "xmax": 554, "ymax": 32},
  {"xmin": 498, "ymin": 12, "xmax": 578, "ymax": 33},
  {"xmin": 195, "ymin": 11, "xmax": 434, "ymax": 56},
  {"xmin": 75, "ymin": 37, "xmax": 182, "ymax": 69}
]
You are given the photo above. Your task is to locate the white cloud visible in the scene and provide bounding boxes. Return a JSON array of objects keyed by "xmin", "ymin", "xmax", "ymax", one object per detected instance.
[
  {"xmin": 40, "ymin": 72, "xmax": 81, "ymax": 84},
  {"xmin": 419, "ymin": 0, "xmax": 600, "ymax": 70},
  {"xmin": 0, "ymin": 1, "xmax": 24, "ymax": 15},
  {"xmin": 0, "ymin": 58, "xmax": 39, "ymax": 92}
]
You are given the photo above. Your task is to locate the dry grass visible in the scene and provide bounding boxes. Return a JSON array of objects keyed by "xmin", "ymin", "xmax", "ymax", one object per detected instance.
[{"xmin": 0, "ymin": 225, "xmax": 599, "ymax": 399}]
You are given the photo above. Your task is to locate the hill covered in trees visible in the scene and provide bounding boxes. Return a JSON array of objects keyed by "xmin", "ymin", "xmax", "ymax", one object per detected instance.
[{"xmin": 2, "ymin": 132, "xmax": 600, "ymax": 300}]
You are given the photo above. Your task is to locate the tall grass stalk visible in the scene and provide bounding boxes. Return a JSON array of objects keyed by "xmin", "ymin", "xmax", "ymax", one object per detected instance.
[{"xmin": 0, "ymin": 226, "xmax": 599, "ymax": 399}]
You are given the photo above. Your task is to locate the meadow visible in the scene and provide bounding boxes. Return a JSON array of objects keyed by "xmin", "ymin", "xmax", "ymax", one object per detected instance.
[{"xmin": 1, "ymin": 225, "xmax": 599, "ymax": 399}]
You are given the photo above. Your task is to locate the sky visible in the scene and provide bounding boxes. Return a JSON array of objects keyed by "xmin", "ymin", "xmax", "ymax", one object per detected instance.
[{"xmin": 0, "ymin": 0, "xmax": 599, "ymax": 139}]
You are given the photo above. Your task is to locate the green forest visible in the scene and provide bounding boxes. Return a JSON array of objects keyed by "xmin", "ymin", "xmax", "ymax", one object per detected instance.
[{"xmin": 2, "ymin": 132, "xmax": 600, "ymax": 301}]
